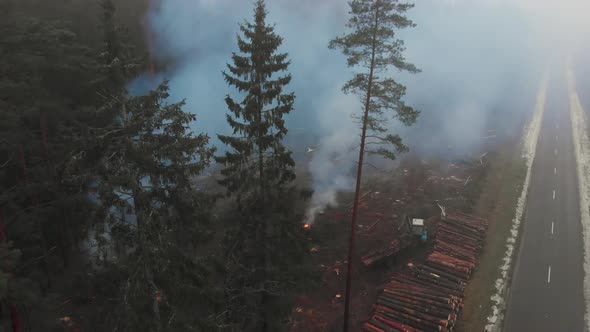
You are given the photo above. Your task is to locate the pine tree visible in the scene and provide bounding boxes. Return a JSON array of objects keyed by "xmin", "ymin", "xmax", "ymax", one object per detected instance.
[
  {"xmin": 216, "ymin": 1, "xmax": 313, "ymax": 331},
  {"xmin": 0, "ymin": 240, "xmax": 35, "ymax": 332},
  {"xmin": 94, "ymin": 0, "xmax": 144, "ymax": 102},
  {"xmin": 0, "ymin": 7, "xmax": 101, "ymax": 290},
  {"xmin": 328, "ymin": 1, "xmax": 419, "ymax": 330},
  {"xmin": 0, "ymin": 8, "xmax": 113, "ymax": 329}
]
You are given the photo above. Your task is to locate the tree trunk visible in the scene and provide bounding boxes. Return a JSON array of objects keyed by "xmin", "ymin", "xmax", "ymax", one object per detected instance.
[
  {"xmin": 255, "ymin": 77, "xmax": 272, "ymax": 331},
  {"xmin": 343, "ymin": 5, "xmax": 380, "ymax": 332},
  {"xmin": 20, "ymin": 143, "xmax": 52, "ymax": 293},
  {"xmin": 133, "ymin": 189, "xmax": 162, "ymax": 332},
  {"xmin": 10, "ymin": 304, "xmax": 23, "ymax": 332}
]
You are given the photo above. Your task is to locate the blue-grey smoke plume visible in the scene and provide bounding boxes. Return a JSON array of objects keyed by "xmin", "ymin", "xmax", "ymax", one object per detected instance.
[{"xmin": 129, "ymin": 0, "xmax": 584, "ymax": 222}]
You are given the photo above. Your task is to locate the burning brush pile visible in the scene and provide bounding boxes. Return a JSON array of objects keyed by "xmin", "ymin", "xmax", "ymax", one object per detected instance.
[{"xmin": 363, "ymin": 212, "xmax": 488, "ymax": 332}]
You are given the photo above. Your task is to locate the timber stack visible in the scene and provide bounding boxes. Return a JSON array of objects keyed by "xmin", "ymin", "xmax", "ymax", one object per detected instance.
[{"xmin": 364, "ymin": 211, "xmax": 488, "ymax": 332}]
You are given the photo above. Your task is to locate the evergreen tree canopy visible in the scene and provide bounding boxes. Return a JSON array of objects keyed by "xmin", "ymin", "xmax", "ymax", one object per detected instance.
[
  {"xmin": 93, "ymin": 0, "xmax": 144, "ymax": 101},
  {"xmin": 329, "ymin": 2, "xmax": 419, "ymax": 330},
  {"xmin": 216, "ymin": 0, "xmax": 296, "ymax": 201},
  {"xmin": 329, "ymin": 0, "xmax": 419, "ymax": 160},
  {"xmin": 0, "ymin": 1, "xmax": 324, "ymax": 331},
  {"xmin": 0, "ymin": 8, "xmax": 101, "ymax": 298},
  {"xmin": 216, "ymin": 2, "xmax": 316, "ymax": 331},
  {"xmin": 83, "ymin": 81, "xmax": 218, "ymax": 331},
  {"xmin": 0, "ymin": 8, "xmax": 110, "ymax": 330}
]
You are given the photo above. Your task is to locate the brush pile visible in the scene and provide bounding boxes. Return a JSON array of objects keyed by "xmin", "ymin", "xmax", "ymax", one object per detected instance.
[
  {"xmin": 364, "ymin": 212, "xmax": 488, "ymax": 332},
  {"xmin": 361, "ymin": 239, "xmax": 401, "ymax": 267}
]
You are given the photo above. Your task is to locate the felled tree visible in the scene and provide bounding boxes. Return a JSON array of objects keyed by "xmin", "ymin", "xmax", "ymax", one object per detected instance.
[
  {"xmin": 216, "ymin": 1, "xmax": 313, "ymax": 330},
  {"xmin": 329, "ymin": 0, "xmax": 419, "ymax": 330}
]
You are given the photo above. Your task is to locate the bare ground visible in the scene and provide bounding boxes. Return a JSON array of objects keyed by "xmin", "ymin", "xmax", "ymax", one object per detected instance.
[
  {"xmin": 456, "ymin": 140, "xmax": 526, "ymax": 332},
  {"xmin": 291, "ymin": 152, "xmax": 490, "ymax": 331}
]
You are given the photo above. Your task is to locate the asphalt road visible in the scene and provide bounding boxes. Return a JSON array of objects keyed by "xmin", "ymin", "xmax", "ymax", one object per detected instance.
[{"xmin": 503, "ymin": 71, "xmax": 586, "ymax": 332}]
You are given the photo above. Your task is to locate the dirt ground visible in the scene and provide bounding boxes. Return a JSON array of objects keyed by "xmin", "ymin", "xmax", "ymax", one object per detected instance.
[
  {"xmin": 456, "ymin": 138, "xmax": 526, "ymax": 332},
  {"xmin": 290, "ymin": 151, "xmax": 492, "ymax": 331}
]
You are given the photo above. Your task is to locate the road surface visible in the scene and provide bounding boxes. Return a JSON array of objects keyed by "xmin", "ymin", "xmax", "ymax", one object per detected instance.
[{"xmin": 503, "ymin": 71, "xmax": 586, "ymax": 331}]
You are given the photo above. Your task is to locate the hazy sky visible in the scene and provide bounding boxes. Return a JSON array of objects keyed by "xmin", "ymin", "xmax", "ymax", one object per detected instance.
[
  {"xmin": 444, "ymin": 0, "xmax": 590, "ymax": 40},
  {"xmin": 131, "ymin": 0, "xmax": 590, "ymax": 214},
  {"xmin": 134, "ymin": 0, "xmax": 589, "ymax": 147}
]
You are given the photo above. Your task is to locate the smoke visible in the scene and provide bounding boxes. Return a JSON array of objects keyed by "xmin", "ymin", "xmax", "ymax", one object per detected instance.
[
  {"xmin": 304, "ymin": 88, "xmax": 359, "ymax": 223},
  {"xmin": 132, "ymin": 0, "xmax": 590, "ymax": 223}
]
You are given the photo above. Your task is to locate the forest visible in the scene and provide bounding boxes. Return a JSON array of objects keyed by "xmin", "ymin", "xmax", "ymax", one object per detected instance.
[{"xmin": 0, "ymin": 0, "xmax": 427, "ymax": 331}]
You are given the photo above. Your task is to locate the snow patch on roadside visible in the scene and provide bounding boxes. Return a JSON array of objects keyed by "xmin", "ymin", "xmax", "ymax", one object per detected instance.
[
  {"xmin": 566, "ymin": 59, "xmax": 590, "ymax": 332},
  {"xmin": 484, "ymin": 72, "xmax": 548, "ymax": 332}
]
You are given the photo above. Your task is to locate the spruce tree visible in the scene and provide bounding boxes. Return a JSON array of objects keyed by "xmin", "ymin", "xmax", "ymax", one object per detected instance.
[
  {"xmin": 86, "ymin": 81, "xmax": 217, "ymax": 331},
  {"xmin": 64, "ymin": 3, "xmax": 221, "ymax": 330},
  {"xmin": 216, "ymin": 0, "xmax": 295, "ymax": 200},
  {"xmin": 328, "ymin": 1, "xmax": 419, "ymax": 330},
  {"xmin": 0, "ymin": 1, "xmax": 200, "ymax": 330},
  {"xmin": 216, "ymin": 1, "xmax": 312, "ymax": 331}
]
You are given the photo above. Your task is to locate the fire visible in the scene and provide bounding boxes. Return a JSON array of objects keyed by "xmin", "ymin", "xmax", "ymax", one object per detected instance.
[
  {"xmin": 60, "ymin": 316, "xmax": 74, "ymax": 327},
  {"xmin": 154, "ymin": 289, "xmax": 164, "ymax": 303},
  {"xmin": 303, "ymin": 223, "xmax": 311, "ymax": 229}
]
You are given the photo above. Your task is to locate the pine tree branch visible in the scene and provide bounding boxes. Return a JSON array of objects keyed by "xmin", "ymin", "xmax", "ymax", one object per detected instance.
[
  {"xmin": 14, "ymin": 246, "xmax": 57, "ymax": 272},
  {"xmin": 0, "ymin": 155, "xmax": 13, "ymax": 168}
]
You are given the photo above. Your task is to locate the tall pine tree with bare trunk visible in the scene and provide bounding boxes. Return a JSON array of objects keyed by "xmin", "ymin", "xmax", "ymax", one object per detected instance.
[
  {"xmin": 216, "ymin": 1, "xmax": 313, "ymax": 330},
  {"xmin": 329, "ymin": 0, "xmax": 419, "ymax": 330}
]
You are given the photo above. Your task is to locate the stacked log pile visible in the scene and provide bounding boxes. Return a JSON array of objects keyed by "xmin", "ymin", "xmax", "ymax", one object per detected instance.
[
  {"xmin": 364, "ymin": 212, "xmax": 488, "ymax": 332},
  {"xmin": 427, "ymin": 212, "xmax": 488, "ymax": 284}
]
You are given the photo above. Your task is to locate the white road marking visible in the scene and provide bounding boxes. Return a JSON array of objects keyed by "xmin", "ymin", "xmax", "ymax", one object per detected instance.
[
  {"xmin": 548, "ymin": 265, "xmax": 552, "ymax": 283},
  {"xmin": 568, "ymin": 60, "xmax": 590, "ymax": 332},
  {"xmin": 553, "ymin": 190, "xmax": 556, "ymax": 200},
  {"xmin": 551, "ymin": 222, "xmax": 554, "ymax": 235},
  {"xmin": 556, "ymin": 135, "xmax": 559, "ymax": 141},
  {"xmin": 554, "ymin": 167, "xmax": 557, "ymax": 175},
  {"xmin": 555, "ymin": 148, "xmax": 558, "ymax": 156},
  {"xmin": 485, "ymin": 72, "xmax": 548, "ymax": 332}
]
